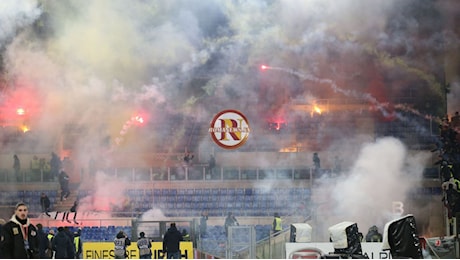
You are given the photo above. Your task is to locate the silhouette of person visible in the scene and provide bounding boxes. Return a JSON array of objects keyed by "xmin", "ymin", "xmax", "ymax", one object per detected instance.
[
  {"xmin": 162, "ymin": 223, "xmax": 183, "ymax": 259},
  {"xmin": 13, "ymin": 154, "xmax": 20, "ymax": 176},
  {"xmin": 200, "ymin": 211, "xmax": 208, "ymax": 237},
  {"xmin": 313, "ymin": 152, "xmax": 321, "ymax": 172},
  {"xmin": 224, "ymin": 212, "xmax": 239, "ymax": 237},
  {"xmin": 58, "ymin": 170, "xmax": 70, "ymax": 201},
  {"xmin": 40, "ymin": 193, "xmax": 51, "ymax": 216}
]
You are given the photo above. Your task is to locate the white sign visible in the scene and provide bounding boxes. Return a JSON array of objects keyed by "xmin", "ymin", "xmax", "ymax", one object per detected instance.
[{"xmin": 286, "ymin": 242, "xmax": 392, "ymax": 259}]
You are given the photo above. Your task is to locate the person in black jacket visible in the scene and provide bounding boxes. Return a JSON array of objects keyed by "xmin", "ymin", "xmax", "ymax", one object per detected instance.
[
  {"xmin": 52, "ymin": 227, "xmax": 74, "ymax": 259},
  {"xmin": 162, "ymin": 223, "xmax": 183, "ymax": 259},
  {"xmin": 0, "ymin": 202, "xmax": 40, "ymax": 258},
  {"xmin": 36, "ymin": 223, "xmax": 49, "ymax": 258},
  {"xmin": 58, "ymin": 170, "xmax": 70, "ymax": 201},
  {"xmin": 65, "ymin": 200, "xmax": 79, "ymax": 224},
  {"xmin": 40, "ymin": 193, "xmax": 51, "ymax": 217}
]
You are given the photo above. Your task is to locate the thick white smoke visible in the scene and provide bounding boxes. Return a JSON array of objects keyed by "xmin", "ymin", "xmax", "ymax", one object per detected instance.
[{"xmin": 312, "ymin": 137, "xmax": 431, "ymax": 240}]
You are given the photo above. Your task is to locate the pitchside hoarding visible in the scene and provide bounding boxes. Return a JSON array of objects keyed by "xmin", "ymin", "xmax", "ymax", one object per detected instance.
[
  {"xmin": 286, "ymin": 242, "xmax": 391, "ymax": 259},
  {"xmin": 83, "ymin": 241, "xmax": 193, "ymax": 259}
]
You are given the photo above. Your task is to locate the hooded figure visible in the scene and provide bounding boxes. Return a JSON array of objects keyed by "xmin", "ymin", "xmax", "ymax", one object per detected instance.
[
  {"xmin": 0, "ymin": 202, "xmax": 40, "ymax": 259},
  {"xmin": 162, "ymin": 223, "xmax": 183, "ymax": 259},
  {"xmin": 52, "ymin": 226, "xmax": 74, "ymax": 259}
]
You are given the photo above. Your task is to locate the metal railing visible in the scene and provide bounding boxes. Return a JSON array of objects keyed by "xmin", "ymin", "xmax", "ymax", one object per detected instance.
[{"xmin": 0, "ymin": 164, "xmax": 441, "ymax": 184}]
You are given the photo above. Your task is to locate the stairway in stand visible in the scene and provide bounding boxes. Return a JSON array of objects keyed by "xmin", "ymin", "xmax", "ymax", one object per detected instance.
[
  {"xmin": 54, "ymin": 192, "xmax": 78, "ymax": 212},
  {"xmin": 53, "ymin": 182, "xmax": 81, "ymax": 212}
]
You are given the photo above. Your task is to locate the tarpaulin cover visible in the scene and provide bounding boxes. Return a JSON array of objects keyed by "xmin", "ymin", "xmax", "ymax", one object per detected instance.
[
  {"xmin": 382, "ymin": 214, "xmax": 422, "ymax": 259},
  {"xmin": 328, "ymin": 221, "xmax": 363, "ymax": 256},
  {"xmin": 290, "ymin": 223, "xmax": 313, "ymax": 243}
]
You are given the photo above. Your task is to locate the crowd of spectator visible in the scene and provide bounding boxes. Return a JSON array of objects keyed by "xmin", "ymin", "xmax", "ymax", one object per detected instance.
[{"xmin": 437, "ymin": 112, "xmax": 460, "ymax": 234}]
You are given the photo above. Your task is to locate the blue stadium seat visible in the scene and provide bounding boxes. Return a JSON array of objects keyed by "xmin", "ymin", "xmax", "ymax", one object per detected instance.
[
  {"xmin": 145, "ymin": 189, "xmax": 153, "ymax": 196},
  {"xmin": 192, "ymin": 196, "xmax": 201, "ymax": 202},
  {"xmin": 184, "ymin": 195, "xmax": 192, "ymax": 202},
  {"xmin": 244, "ymin": 201, "xmax": 252, "ymax": 209},
  {"xmin": 235, "ymin": 188, "xmax": 244, "ymax": 195}
]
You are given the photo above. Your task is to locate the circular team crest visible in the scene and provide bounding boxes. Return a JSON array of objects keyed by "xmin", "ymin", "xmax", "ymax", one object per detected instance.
[{"xmin": 209, "ymin": 109, "xmax": 250, "ymax": 149}]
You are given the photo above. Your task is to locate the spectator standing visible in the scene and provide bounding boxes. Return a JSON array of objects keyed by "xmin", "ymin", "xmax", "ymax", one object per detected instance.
[
  {"xmin": 200, "ymin": 211, "xmax": 208, "ymax": 237},
  {"xmin": 58, "ymin": 170, "xmax": 70, "ymax": 201},
  {"xmin": 0, "ymin": 202, "xmax": 40, "ymax": 258},
  {"xmin": 13, "ymin": 154, "xmax": 20, "ymax": 176},
  {"xmin": 224, "ymin": 212, "xmax": 239, "ymax": 237},
  {"xmin": 137, "ymin": 231, "xmax": 152, "ymax": 259},
  {"xmin": 40, "ymin": 193, "xmax": 51, "ymax": 216},
  {"xmin": 273, "ymin": 212, "xmax": 282, "ymax": 236},
  {"xmin": 114, "ymin": 230, "xmax": 131, "ymax": 259},
  {"xmin": 36, "ymin": 223, "xmax": 49, "ymax": 259},
  {"xmin": 31, "ymin": 155, "xmax": 41, "ymax": 177},
  {"xmin": 50, "ymin": 152, "xmax": 61, "ymax": 180},
  {"xmin": 63, "ymin": 227, "xmax": 75, "ymax": 258},
  {"xmin": 451, "ymin": 111, "xmax": 460, "ymax": 127},
  {"xmin": 162, "ymin": 223, "xmax": 183, "ymax": 259},
  {"xmin": 73, "ymin": 229, "xmax": 83, "ymax": 259},
  {"xmin": 52, "ymin": 226, "xmax": 74, "ymax": 259},
  {"xmin": 43, "ymin": 161, "xmax": 51, "ymax": 181},
  {"xmin": 312, "ymin": 152, "xmax": 321, "ymax": 172},
  {"xmin": 208, "ymin": 154, "xmax": 216, "ymax": 174},
  {"xmin": 65, "ymin": 200, "xmax": 79, "ymax": 224},
  {"xmin": 47, "ymin": 229, "xmax": 55, "ymax": 259},
  {"xmin": 183, "ymin": 152, "xmax": 194, "ymax": 165},
  {"xmin": 181, "ymin": 229, "xmax": 190, "ymax": 241}
]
